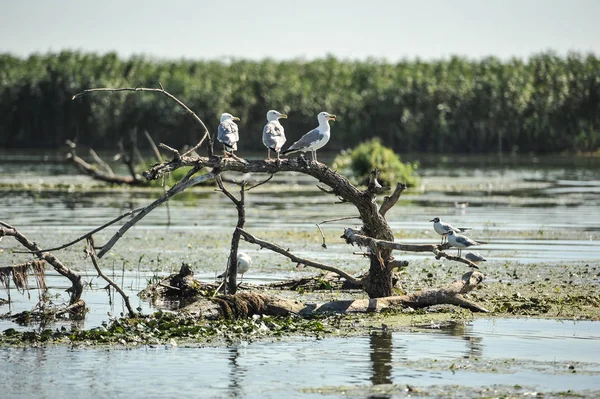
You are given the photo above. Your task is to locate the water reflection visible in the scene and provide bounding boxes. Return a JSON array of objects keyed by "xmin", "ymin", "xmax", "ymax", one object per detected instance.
[
  {"xmin": 369, "ymin": 331, "xmax": 394, "ymax": 386},
  {"xmin": 227, "ymin": 346, "xmax": 248, "ymax": 398}
]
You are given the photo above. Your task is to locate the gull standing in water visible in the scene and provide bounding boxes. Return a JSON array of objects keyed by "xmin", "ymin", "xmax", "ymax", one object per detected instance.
[
  {"xmin": 219, "ymin": 252, "xmax": 252, "ymax": 284},
  {"xmin": 447, "ymin": 230, "xmax": 486, "ymax": 257},
  {"xmin": 282, "ymin": 111, "xmax": 336, "ymax": 162},
  {"xmin": 465, "ymin": 252, "xmax": 487, "ymax": 265},
  {"xmin": 430, "ymin": 217, "xmax": 471, "ymax": 244},
  {"xmin": 262, "ymin": 110, "xmax": 287, "ymax": 160},
  {"xmin": 217, "ymin": 113, "xmax": 241, "ymax": 156}
]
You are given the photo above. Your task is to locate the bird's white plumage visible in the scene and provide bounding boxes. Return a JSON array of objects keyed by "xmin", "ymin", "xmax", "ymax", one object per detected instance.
[
  {"xmin": 430, "ymin": 217, "xmax": 470, "ymax": 244},
  {"xmin": 263, "ymin": 110, "xmax": 287, "ymax": 159},
  {"xmin": 447, "ymin": 230, "xmax": 485, "ymax": 256},
  {"xmin": 219, "ymin": 252, "xmax": 252, "ymax": 281},
  {"xmin": 283, "ymin": 111, "xmax": 335, "ymax": 162},
  {"xmin": 217, "ymin": 113, "xmax": 240, "ymax": 152}
]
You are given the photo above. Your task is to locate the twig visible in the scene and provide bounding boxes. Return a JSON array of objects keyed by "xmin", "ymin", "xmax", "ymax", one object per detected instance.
[
  {"xmin": 72, "ymin": 86, "xmax": 213, "ymax": 157},
  {"xmin": 315, "ymin": 216, "xmax": 361, "ymax": 249},
  {"xmin": 97, "ymin": 166, "xmax": 215, "ymax": 258},
  {"xmin": 238, "ymin": 228, "xmax": 363, "ymax": 286},
  {"xmin": 144, "ymin": 130, "xmax": 163, "ymax": 163},
  {"xmin": 65, "ymin": 144, "xmax": 141, "ymax": 185},
  {"xmin": 144, "ymin": 131, "xmax": 171, "ymax": 225},
  {"xmin": 247, "ymin": 175, "xmax": 274, "ymax": 191},
  {"xmin": 159, "ymin": 143, "xmax": 181, "ymax": 158},
  {"xmin": 86, "ymin": 237, "xmax": 135, "ymax": 317},
  {"xmin": 89, "ymin": 149, "xmax": 114, "ymax": 176},
  {"xmin": 379, "ymin": 182, "xmax": 407, "ymax": 218}
]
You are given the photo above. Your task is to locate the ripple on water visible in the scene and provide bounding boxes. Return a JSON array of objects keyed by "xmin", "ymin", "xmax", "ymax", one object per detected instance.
[{"xmin": 2, "ymin": 319, "xmax": 600, "ymax": 398}]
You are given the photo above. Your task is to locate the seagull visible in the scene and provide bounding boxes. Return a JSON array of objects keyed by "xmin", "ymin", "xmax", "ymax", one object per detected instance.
[
  {"xmin": 465, "ymin": 252, "xmax": 487, "ymax": 265},
  {"xmin": 218, "ymin": 252, "xmax": 252, "ymax": 284},
  {"xmin": 447, "ymin": 230, "xmax": 486, "ymax": 257},
  {"xmin": 282, "ymin": 111, "xmax": 336, "ymax": 162},
  {"xmin": 430, "ymin": 217, "xmax": 471, "ymax": 244},
  {"xmin": 263, "ymin": 110, "xmax": 288, "ymax": 160},
  {"xmin": 217, "ymin": 113, "xmax": 240, "ymax": 156}
]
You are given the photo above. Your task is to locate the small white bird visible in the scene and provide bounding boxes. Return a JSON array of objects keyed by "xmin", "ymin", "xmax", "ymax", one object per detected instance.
[
  {"xmin": 465, "ymin": 252, "xmax": 487, "ymax": 265},
  {"xmin": 263, "ymin": 110, "xmax": 288, "ymax": 160},
  {"xmin": 217, "ymin": 113, "xmax": 240, "ymax": 155},
  {"xmin": 430, "ymin": 217, "xmax": 471, "ymax": 244},
  {"xmin": 282, "ymin": 111, "xmax": 336, "ymax": 162},
  {"xmin": 447, "ymin": 230, "xmax": 486, "ymax": 257},
  {"xmin": 219, "ymin": 252, "xmax": 252, "ymax": 284}
]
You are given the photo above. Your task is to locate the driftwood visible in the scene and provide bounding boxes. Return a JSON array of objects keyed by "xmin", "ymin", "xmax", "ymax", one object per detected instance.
[
  {"xmin": 183, "ymin": 270, "xmax": 488, "ymax": 319},
  {"xmin": 65, "ymin": 140, "xmax": 144, "ymax": 185}
]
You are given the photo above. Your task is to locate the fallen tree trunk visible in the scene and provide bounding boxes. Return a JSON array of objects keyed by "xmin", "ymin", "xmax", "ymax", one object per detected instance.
[{"xmin": 182, "ymin": 270, "xmax": 488, "ymax": 319}]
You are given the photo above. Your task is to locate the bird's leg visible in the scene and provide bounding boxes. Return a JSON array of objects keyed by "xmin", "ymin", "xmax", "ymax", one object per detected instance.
[
  {"xmin": 267, "ymin": 148, "xmax": 271, "ymax": 160},
  {"xmin": 228, "ymin": 151, "xmax": 246, "ymax": 163},
  {"xmin": 440, "ymin": 236, "xmax": 445, "ymax": 245},
  {"xmin": 311, "ymin": 151, "xmax": 317, "ymax": 163}
]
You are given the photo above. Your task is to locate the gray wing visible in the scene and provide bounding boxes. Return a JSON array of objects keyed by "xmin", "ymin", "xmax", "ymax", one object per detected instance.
[
  {"xmin": 465, "ymin": 252, "xmax": 486, "ymax": 262},
  {"xmin": 285, "ymin": 127, "xmax": 323, "ymax": 152},
  {"xmin": 263, "ymin": 121, "xmax": 286, "ymax": 152},
  {"xmin": 455, "ymin": 234, "xmax": 479, "ymax": 247},
  {"xmin": 218, "ymin": 120, "xmax": 239, "ymax": 150}
]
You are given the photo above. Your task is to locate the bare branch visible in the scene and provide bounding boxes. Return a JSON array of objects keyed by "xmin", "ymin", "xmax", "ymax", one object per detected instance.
[
  {"xmin": 89, "ymin": 149, "xmax": 114, "ymax": 175},
  {"xmin": 342, "ymin": 228, "xmax": 480, "ymax": 268},
  {"xmin": 65, "ymin": 141, "xmax": 141, "ymax": 185},
  {"xmin": 379, "ymin": 182, "xmax": 407, "ymax": 218},
  {"xmin": 238, "ymin": 228, "xmax": 363, "ymax": 286},
  {"xmin": 13, "ymin": 207, "xmax": 144, "ymax": 254},
  {"xmin": 86, "ymin": 236, "xmax": 135, "ymax": 317},
  {"xmin": 365, "ymin": 168, "xmax": 387, "ymax": 196},
  {"xmin": 247, "ymin": 175, "xmax": 274, "ymax": 191},
  {"xmin": 72, "ymin": 86, "xmax": 213, "ymax": 157},
  {"xmin": 0, "ymin": 221, "xmax": 83, "ymax": 304},
  {"xmin": 315, "ymin": 216, "xmax": 361, "ymax": 249},
  {"xmin": 386, "ymin": 259, "xmax": 409, "ymax": 271},
  {"xmin": 144, "ymin": 130, "xmax": 163, "ymax": 163},
  {"xmin": 97, "ymin": 167, "xmax": 215, "ymax": 258}
]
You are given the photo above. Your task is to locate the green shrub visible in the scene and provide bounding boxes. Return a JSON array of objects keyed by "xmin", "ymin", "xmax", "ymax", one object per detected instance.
[{"xmin": 332, "ymin": 138, "xmax": 419, "ymax": 187}]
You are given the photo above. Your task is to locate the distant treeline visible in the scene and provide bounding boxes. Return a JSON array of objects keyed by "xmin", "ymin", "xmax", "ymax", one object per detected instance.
[{"xmin": 0, "ymin": 51, "xmax": 598, "ymax": 154}]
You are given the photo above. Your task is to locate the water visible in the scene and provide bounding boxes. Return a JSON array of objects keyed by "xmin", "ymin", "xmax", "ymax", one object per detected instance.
[
  {"xmin": 1, "ymin": 151, "xmax": 600, "ymax": 397},
  {"xmin": 2, "ymin": 319, "xmax": 599, "ymax": 398}
]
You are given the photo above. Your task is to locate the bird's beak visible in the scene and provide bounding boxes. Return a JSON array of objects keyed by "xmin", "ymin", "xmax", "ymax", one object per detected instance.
[
  {"xmin": 233, "ymin": 117, "xmax": 240, "ymax": 121},
  {"xmin": 328, "ymin": 114, "xmax": 336, "ymax": 121},
  {"xmin": 281, "ymin": 114, "xmax": 288, "ymax": 119},
  {"xmin": 429, "ymin": 219, "xmax": 435, "ymax": 222}
]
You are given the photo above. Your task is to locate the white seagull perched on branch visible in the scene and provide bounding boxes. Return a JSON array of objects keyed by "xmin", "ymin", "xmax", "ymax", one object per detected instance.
[
  {"xmin": 447, "ymin": 230, "xmax": 486, "ymax": 257},
  {"xmin": 263, "ymin": 110, "xmax": 288, "ymax": 160},
  {"xmin": 217, "ymin": 112, "xmax": 240, "ymax": 156},
  {"xmin": 430, "ymin": 217, "xmax": 471, "ymax": 244},
  {"xmin": 282, "ymin": 111, "xmax": 336, "ymax": 162}
]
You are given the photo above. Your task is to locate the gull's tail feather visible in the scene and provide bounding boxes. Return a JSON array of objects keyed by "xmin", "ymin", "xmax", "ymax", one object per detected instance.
[{"xmin": 458, "ymin": 227, "xmax": 471, "ymax": 232}]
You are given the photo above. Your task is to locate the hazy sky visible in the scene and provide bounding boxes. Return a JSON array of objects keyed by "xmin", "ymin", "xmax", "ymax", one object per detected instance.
[{"xmin": 1, "ymin": 0, "xmax": 599, "ymax": 61}]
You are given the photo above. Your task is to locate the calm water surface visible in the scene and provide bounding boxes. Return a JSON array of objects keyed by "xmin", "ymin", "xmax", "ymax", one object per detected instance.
[{"xmin": 2, "ymin": 319, "xmax": 600, "ymax": 398}]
